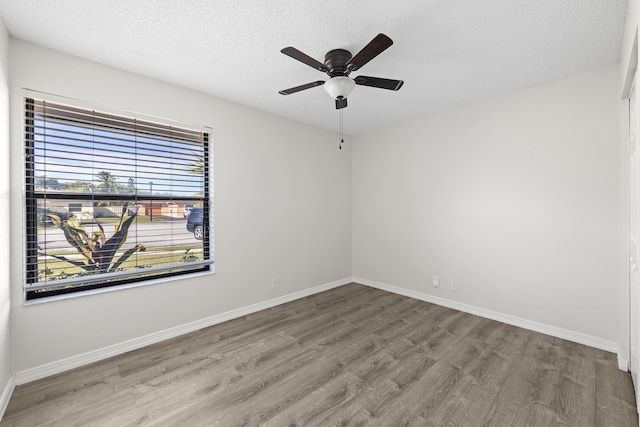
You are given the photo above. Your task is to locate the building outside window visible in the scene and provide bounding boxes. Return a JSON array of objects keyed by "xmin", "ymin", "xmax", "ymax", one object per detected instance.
[{"xmin": 67, "ymin": 202, "xmax": 83, "ymax": 213}]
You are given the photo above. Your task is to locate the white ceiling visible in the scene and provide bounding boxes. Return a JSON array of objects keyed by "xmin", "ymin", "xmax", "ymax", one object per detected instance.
[{"xmin": 0, "ymin": 0, "xmax": 629, "ymax": 135}]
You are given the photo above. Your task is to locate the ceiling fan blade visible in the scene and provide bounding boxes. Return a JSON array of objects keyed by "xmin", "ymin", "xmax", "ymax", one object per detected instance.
[
  {"xmin": 279, "ymin": 80, "xmax": 325, "ymax": 95},
  {"xmin": 281, "ymin": 47, "xmax": 329, "ymax": 73},
  {"xmin": 335, "ymin": 97, "xmax": 348, "ymax": 109},
  {"xmin": 346, "ymin": 34, "xmax": 394, "ymax": 72},
  {"xmin": 354, "ymin": 76, "xmax": 404, "ymax": 91}
]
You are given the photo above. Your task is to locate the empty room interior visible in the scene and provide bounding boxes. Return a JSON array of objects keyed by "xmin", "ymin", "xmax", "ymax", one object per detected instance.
[{"xmin": 1, "ymin": 0, "xmax": 640, "ymax": 425}]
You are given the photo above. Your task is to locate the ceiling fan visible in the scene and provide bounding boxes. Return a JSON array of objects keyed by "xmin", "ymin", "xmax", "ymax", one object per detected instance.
[{"xmin": 279, "ymin": 33, "xmax": 404, "ymax": 109}]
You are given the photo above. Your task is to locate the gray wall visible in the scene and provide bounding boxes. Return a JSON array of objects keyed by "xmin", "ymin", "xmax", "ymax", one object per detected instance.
[
  {"xmin": 352, "ymin": 64, "xmax": 621, "ymax": 347},
  {"xmin": 8, "ymin": 39, "xmax": 352, "ymax": 373},
  {"xmin": 0, "ymin": 16, "xmax": 11, "ymax": 414}
]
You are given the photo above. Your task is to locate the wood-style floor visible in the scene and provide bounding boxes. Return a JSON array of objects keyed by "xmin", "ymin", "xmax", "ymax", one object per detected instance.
[{"xmin": 1, "ymin": 283, "xmax": 637, "ymax": 426}]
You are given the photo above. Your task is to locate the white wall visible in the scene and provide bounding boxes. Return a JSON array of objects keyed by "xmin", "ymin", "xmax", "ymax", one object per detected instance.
[
  {"xmin": 352, "ymin": 64, "xmax": 621, "ymax": 346},
  {"xmin": 620, "ymin": 0, "xmax": 638, "ymax": 92},
  {"xmin": 617, "ymin": 0, "xmax": 638, "ymax": 369},
  {"xmin": 8, "ymin": 40, "xmax": 352, "ymax": 373},
  {"xmin": 0, "ymin": 18, "xmax": 12, "ymax": 414}
]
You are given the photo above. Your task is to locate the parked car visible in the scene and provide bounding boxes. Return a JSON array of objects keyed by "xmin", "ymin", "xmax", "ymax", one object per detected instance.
[
  {"xmin": 183, "ymin": 204, "xmax": 195, "ymax": 218},
  {"xmin": 186, "ymin": 207, "xmax": 204, "ymax": 240}
]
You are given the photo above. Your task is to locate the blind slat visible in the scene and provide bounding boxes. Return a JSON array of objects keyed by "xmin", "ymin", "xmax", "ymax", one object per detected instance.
[{"xmin": 30, "ymin": 99, "xmax": 204, "ymax": 143}]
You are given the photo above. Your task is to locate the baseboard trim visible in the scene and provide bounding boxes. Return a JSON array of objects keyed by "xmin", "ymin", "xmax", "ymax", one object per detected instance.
[
  {"xmin": 14, "ymin": 275, "xmax": 623, "ymax": 386},
  {"xmin": 14, "ymin": 277, "xmax": 352, "ymax": 385},
  {"xmin": 618, "ymin": 354, "xmax": 630, "ymax": 371},
  {"xmin": 0, "ymin": 374, "xmax": 15, "ymax": 421},
  {"xmin": 354, "ymin": 277, "xmax": 619, "ymax": 355}
]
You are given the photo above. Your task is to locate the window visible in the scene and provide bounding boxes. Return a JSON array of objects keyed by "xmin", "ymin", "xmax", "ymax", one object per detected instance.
[
  {"xmin": 68, "ymin": 203, "xmax": 82, "ymax": 213},
  {"xmin": 24, "ymin": 93, "xmax": 213, "ymax": 300}
]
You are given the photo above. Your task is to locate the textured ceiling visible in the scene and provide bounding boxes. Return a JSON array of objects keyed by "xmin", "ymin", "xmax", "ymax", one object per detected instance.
[{"xmin": 0, "ymin": 0, "xmax": 629, "ymax": 135}]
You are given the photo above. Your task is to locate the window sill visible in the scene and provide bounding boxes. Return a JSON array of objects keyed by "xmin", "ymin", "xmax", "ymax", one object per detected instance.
[{"xmin": 22, "ymin": 267, "xmax": 216, "ymax": 306}]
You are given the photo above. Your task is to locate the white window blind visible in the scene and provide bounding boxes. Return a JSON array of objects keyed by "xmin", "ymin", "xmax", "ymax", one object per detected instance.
[{"xmin": 24, "ymin": 94, "xmax": 212, "ymax": 300}]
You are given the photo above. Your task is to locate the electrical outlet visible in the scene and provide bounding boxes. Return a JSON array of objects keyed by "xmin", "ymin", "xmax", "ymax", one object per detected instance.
[
  {"xmin": 432, "ymin": 276, "xmax": 440, "ymax": 288},
  {"xmin": 272, "ymin": 278, "xmax": 278, "ymax": 289},
  {"xmin": 451, "ymin": 280, "xmax": 458, "ymax": 291}
]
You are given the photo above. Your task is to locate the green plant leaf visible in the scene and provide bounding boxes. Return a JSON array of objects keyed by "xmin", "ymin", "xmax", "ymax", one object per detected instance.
[
  {"xmin": 45, "ymin": 204, "xmax": 139, "ymax": 274},
  {"xmin": 48, "ymin": 213, "xmax": 94, "ymax": 261},
  {"xmin": 110, "ymin": 242, "xmax": 146, "ymax": 271},
  {"xmin": 95, "ymin": 221, "xmax": 107, "ymax": 246},
  {"xmin": 98, "ymin": 206, "xmax": 138, "ymax": 272},
  {"xmin": 37, "ymin": 251, "xmax": 96, "ymax": 272},
  {"xmin": 113, "ymin": 202, "xmax": 129, "ymax": 234}
]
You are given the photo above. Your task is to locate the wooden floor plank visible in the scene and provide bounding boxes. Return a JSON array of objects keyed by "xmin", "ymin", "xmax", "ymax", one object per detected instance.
[{"xmin": 1, "ymin": 283, "xmax": 636, "ymax": 426}]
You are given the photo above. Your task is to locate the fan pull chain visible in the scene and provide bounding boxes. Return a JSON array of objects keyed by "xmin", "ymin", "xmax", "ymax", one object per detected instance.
[{"xmin": 339, "ymin": 109, "xmax": 344, "ymax": 150}]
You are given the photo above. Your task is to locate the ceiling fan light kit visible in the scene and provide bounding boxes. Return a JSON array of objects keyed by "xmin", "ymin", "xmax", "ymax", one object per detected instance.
[
  {"xmin": 323, "ymin": 76, "xmax": 355, "ymax": 100},
  {"xmin": 279, "ymin": 33, "xmax": 403, "ymax": 110}
]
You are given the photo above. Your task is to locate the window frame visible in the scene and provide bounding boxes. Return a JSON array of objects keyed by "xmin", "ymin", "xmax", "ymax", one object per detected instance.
[
  {"xmin": 23, "ymin": 90, "xmax": 214, "ymax": 302},
  {"xmin": 68, "ymin": 203, "xmax": 83, "ymax": 213}
]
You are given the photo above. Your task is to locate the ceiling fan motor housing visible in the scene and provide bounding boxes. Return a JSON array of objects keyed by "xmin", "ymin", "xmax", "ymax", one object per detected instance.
[{"xmin": 324, "ymin": 49, "xmax": 352, "ymax": 76}]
